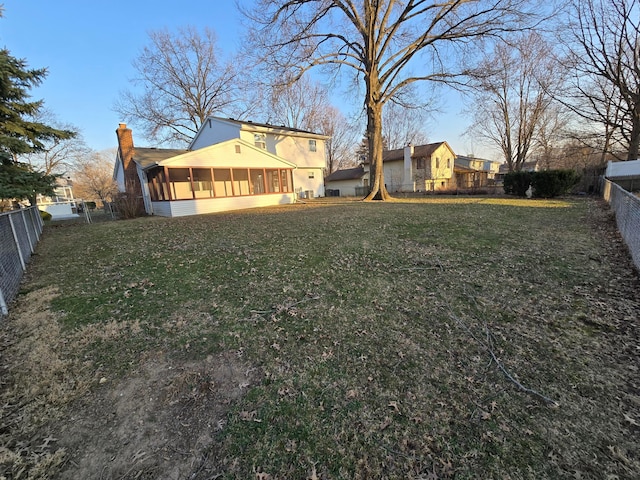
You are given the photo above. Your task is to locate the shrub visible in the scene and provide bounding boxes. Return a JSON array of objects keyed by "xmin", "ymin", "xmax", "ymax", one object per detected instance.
[
  {"xmin": 503, "ymin": 171, "xmax": 533, "ymax": 197},
  {"xmin": 85, "ymin": 201, "xmax": 97, "ymax": 211},
  {"xmin": 39, "ymin": 210, "xmax": 52, "ymax": 221},
  {"xmin": 113, "ymin": 192, "xmax": 144, "ymax": 219},
  {"xmin": 531, "ymin": 169, "xmax": 581, "ymax": 198}
]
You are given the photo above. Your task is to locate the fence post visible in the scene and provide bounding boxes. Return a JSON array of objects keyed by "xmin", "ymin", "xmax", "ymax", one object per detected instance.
[
  {"xmin": 8, "ymin": 213, "xmax": 26, "ymax": 271},
  {"xmin": 36, "ymin": 206, "xmax": 44, "ymax": 235},
  {"xmin": 20, "ymin": 209, "xmax": 35, "ymax": 253},
  {"xmin": 0, "ymin": 288, "xmax": 7, "ymax": 316}
]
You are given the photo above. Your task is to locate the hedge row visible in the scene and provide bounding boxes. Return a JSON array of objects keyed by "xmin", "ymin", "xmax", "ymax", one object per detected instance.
[{"xmin": 503, "ymin": 170, "xmax": 581, "ymax": 198}]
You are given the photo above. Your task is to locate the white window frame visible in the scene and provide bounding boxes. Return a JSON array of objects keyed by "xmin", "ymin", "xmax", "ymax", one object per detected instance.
[{"xmin": 254, "ymin": 134, "xmax": 267, "ymax": 150}]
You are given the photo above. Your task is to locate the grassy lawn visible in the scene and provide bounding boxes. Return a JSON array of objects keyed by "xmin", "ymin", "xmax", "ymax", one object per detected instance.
[{"xmin": 1, "ymin": 197, "xmax": 639, "ymax": 479}]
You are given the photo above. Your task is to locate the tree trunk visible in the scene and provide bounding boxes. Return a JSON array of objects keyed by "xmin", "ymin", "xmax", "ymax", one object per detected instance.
[
  {"xmin": 627, "ymin": 110, "xmax": 640, "ymax": 161},
  {"xmin": 364, "ymin": 100, "xmax": 391, "ymax": 201}
]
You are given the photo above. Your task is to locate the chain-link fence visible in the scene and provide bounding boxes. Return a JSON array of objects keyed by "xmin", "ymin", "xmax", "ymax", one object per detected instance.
[
  {"xmin": 603, "ymin": 179, "xmax": 640, "ymax": 271},
  {"xmin": 0, "ymin": 206, "xmax": 43, "ymax": 315}
]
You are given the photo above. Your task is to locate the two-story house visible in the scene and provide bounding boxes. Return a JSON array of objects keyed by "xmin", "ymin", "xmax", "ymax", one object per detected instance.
[
  {"xmin": 379, "ymin": 142, "xmax": 456, "ymax": 192},
  {"xmin": 114, "ymin": 123, "xmax": 298, "ymax": 217},
  {"xmin": 325, "ymin": 142, "xmax": 457, "ymax": 195},
  {"xmin": 190, "ymin": 117, "xmax": 329, "ymax": 198}
]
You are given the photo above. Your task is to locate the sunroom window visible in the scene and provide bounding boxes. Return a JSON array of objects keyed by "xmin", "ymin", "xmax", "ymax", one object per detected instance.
[
  {"xmin": 169, "ymin": 168, "xmax": 193, "ymax": 200},
  {"xmin": 192, "ymin": 168, "xmax": 213, "ymax": 198}
]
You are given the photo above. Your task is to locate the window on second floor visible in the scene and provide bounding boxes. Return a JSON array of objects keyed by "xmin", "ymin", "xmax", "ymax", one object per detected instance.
[
  {"xmin": 309, "ymin": 139, "xmax": 317, "ymax": 152},
  {"xmin": 435, "ymin": 157, "xmax": 440, "ymax": 169},
  {"xmin": 416, "ymin": 157, "xmax": 425, "ymax": 169},
  {"xmin": 254, "ymin": 134, "xmax": 266, "ymax": 149}
]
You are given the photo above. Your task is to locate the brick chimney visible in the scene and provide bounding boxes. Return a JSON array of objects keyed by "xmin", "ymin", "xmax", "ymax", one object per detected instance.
[{"xmin": 115, "ymin": 123, "xmax": 142, "ymax": 197}]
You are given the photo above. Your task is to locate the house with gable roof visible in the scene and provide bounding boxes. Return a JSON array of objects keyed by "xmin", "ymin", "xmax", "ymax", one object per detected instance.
[
  {"xmin": 190, "ymin": 117, "xmax": 329, "ymax": 198},
  {"xmin": 324, "ymin": 165, "xmax": 368, "ymax": 197},
  {"xmin": 325, "ymin": 142, "xmax": 457, "ymax": 196},
  {"xmin": 114, "ymin": 123, "xmax": 297, "ymax": 217}
]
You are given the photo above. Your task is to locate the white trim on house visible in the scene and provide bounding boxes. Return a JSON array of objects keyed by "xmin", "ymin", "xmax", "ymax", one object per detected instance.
[
  {"xmin": 134, "ymin": 138, "xmax": 298, "ymax": 217},
  {"xmin": 189, "ymin": 116, "xmax": 328, "ymax": 198},
  {"xmin": 606, "ymin": 159, "xmax": 640, "ymax": 179}
]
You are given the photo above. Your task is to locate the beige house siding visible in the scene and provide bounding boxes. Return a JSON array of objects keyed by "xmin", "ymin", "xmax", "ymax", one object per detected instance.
[
  {"xmin": 191, "ymin": 117, "xmax": 328, "ymax": 197},
  {"xmin": 384, "ymin": 161, "xmax": 406, "ymax": 191}
]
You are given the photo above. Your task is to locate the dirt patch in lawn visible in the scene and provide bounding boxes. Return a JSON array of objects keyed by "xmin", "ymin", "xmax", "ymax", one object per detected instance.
[
  {"xmin": 0, "ymin": 287, "xmax": 258, "ymax": 480},
  {"xmin": 56, "ymin": 353, "xmax": 256, "ymax": 480}
]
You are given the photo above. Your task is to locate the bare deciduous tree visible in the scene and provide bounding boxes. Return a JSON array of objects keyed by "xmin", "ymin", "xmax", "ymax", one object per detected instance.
[
  {"xmin": 319, "ymin": 106, "xmax": 359, "ymax": 173},
  {"xmin": 21, "ymin": 109, "xmax": 88, "ymax": 176},
  {"xmin": 259, "ymin": 74, "xmax": 359, "ymax": 172},
  {"xmin": 115, "ymin": 26, "xmax": 244, "ymax": 147},
  {"xmin": 244, "ymin": 0, "xmax": 540, "ymax": 200},
  {"xmin": 265, "ymin": 74, "xmax": 331, "ymax": 131},
  {"xmin": 564, "ymin": 0, "xmax": 640, "ymax": 161},
  {"xmin": 72, "ymin": 150, "xmax": 119, "ymax": 207},
  {"xmin": 533, "ymin": 105, "xmax": 569, "ymax": 170},
  {"xmin": 468, "ymin": 32, "xmax": 561, "ymax": 172},
  {"xmin": 383, "ymin": 101, "xmax": 430, "ymax": 150}
]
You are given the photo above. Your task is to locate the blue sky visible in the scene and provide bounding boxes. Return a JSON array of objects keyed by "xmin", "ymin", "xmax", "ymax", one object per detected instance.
[{"xmin": 1, "ymin": 0, "xmax": 491, "ymax": 159}]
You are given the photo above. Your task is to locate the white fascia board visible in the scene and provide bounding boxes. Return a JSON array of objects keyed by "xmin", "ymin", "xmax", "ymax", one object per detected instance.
[{"xmin": 152, "ymin": 138, "xmax": 297, "ymax": 169}]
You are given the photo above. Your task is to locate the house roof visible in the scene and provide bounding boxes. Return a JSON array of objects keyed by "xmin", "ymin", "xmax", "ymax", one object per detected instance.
[
  {"xmin": 132, "ymin": 148, "xmax": 189, "ymax": 168},
  {"xmin": 380, "ymin": 142, "xmax": 449, "ymax": 163},
  {"xmin": 456, "ymin": 155, "xmax": 499, "ymax": 165},
  {"xmin": 498, "ymin": 161, "xmax": 538, "ymax": 174},
  {"xmin": 136, "ymin": 139, "xmax": 297, "ymax": 170},
  {"xmin": 205, "ymin": 116, "xmax": 330, "ymax": 139},
  {"xmin": 454, "ymin": 164, "xmax": 481, "ymax": 174},
  {"xmin": 325, "ymin": 165, "xmax": 366, "ymax": 182}
]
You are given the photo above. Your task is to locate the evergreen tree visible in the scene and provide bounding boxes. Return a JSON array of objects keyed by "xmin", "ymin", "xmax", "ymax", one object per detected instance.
[{"xmin": 0, "ymin": 46, "xmax": 75, "ymax": 205}]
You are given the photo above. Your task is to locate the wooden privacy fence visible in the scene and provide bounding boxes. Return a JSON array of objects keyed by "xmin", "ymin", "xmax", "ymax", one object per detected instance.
[
  {"xmin": 603, "ymin": 179, "xmax": 640, "ymax": 271},
  {"xmin": 0, "ymin": 206, "xmax": 43, "ymax": 315}
]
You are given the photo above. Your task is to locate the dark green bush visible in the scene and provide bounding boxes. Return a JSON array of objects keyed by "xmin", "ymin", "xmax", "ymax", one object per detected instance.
[
  {"xmin": 39, "ymin": 210, "xmax": 52, "ymax": 221},
  {"xmin": 531, "ymin": 169, "xmax": 581, "ymax": 198},
  {"xmin": 85, "ymin": 201, "xmax": 97, "ymax": 211},
  {"xmin": 503, "ymin": 171, "xmax": 533, "ymax": 197}
]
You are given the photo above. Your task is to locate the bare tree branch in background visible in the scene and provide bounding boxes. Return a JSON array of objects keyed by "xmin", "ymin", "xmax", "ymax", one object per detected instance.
[
  {"xmin": 532, "ymin": 104, "xmax": 570, "ymax": 170},
  {"xmin": 257, "ymin": 73, "xmax": 360, "ymax": 173},
  {"xmin": 264, "ymin": 74, "xmax": 331, "ymax": 131},
  {"xmin": 467, "ymin": 32, "xmax": 562, "ymax": 172},
  {"xmin": 383, "ymin": 100, "xmax": 431, "ymax": 150},
  {"xmin": 114, "ymin": 26, "xmax": 248, "ymax": 147},
  {"xmin": 562, "ymin": 0, "xmax": 640, "ymax": 161},
  {"xmin": 319, "ymin": 106, "xmax": 359, "ymax": 173},
  {"xmin": 243, "ymin": 0, "xmax": 543, "ymax": 200},
  {"xmin": 72, "ymin": 150, "xmax": 119, "ymax": 206},
  {"xmin": 20, "ymin": 109, "xmax": 86, "ymax": 175}
]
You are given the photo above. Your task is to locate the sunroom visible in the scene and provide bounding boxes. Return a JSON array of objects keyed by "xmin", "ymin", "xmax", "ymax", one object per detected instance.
[{"xmin": 137, "ymin": 139, "xmax": 297, "ymax": 217}]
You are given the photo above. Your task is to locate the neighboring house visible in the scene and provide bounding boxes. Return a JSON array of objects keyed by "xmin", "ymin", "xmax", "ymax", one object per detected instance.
[
  {"xmin": 324, "ymin": 165, "xmax": 368, "ymax": 197},
  {"xmin": 190, "ymin": 117, "xmax": 329, "ymax": 198},
  {"xmin": 365, "ymin": 142, "xmax": 456, "ymax": 192},
  {"xmin": 36, "ymin": 177, "xmax": 82, "ymax": 219},
  {"xmin": 453, "ymin": 164, "xmax": 488, "ymax": 189},
  {"xmin": 606, "ymin": 159, "xmax": 640, "ymax": 191},
  {"xmin": 497, "ymin": 160, "xmax": 539, "ymax": 175},
  {"xmin": 114, "ymin": 124, "xmax": 297, "ymax": 217},
  {"xmin": 326, "ymin": 142, "xmax": 456, "ymax": 197},
  {"xmin": 495, "ymin": 160, "xmax": 539, "ymax": 184},
  {"xmin": 456, "ymin": 155, "xmax": 501, "ymax": 180},
  {"xmin": 454, "ymin": 155, "xmax": 502, "ymax": 189},
  {"xmin": 483, "ymin": 159, "xmax": 502, "ymax": 179}
]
